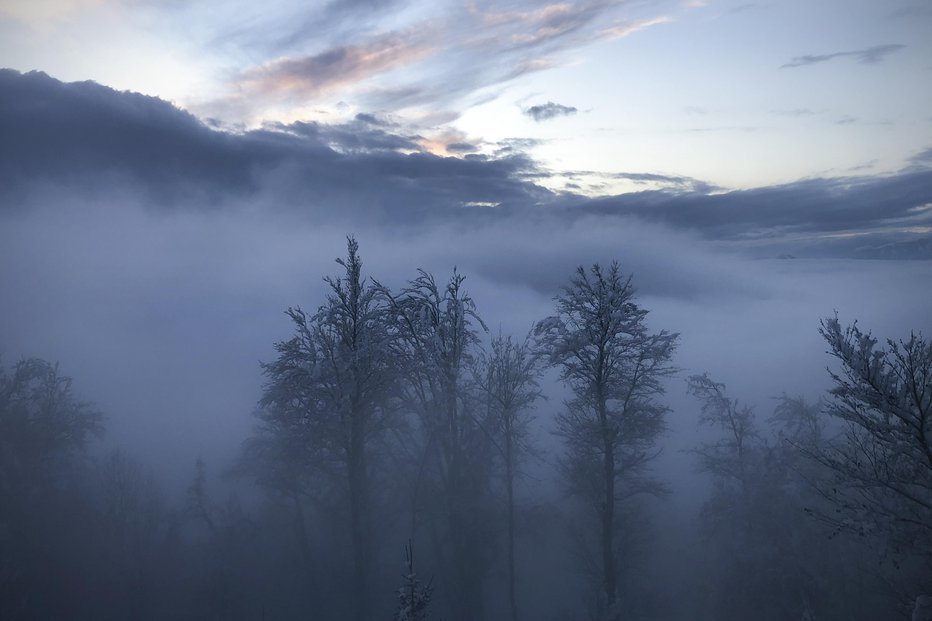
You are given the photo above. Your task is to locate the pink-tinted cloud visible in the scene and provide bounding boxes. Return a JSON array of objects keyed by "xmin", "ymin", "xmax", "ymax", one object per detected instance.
[{"xmin": 236, "ymin": 30, "xmax": 434, "ymax": 100}]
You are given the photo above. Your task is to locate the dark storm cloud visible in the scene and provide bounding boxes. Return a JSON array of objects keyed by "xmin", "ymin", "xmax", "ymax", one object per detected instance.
[
  {"xmin": 524, "ymin": 101, "xmax": 578, "ymax": 122},
  {"xmin": 2, "ymin": 69, "xmax": 930, "ymax": 254},
  {"xmin": 781, "ymin": 43, "xmax": 906, "ymax": 68}
]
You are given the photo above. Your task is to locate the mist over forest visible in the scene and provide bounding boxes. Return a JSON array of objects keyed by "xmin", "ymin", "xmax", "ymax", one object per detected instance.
[{"xmin": 2, "ymin": 11, "xmax": 932, "ymax": 619}]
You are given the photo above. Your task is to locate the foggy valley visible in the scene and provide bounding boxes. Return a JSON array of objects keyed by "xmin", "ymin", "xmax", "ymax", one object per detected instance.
[{"xmin": 2, "ymin": 1, "xmax": 932, "ymax": 619}]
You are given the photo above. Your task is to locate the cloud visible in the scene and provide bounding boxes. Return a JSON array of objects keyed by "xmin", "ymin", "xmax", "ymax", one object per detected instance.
[
  {"xmin": 781, "ymin": 44, "xmax": 906, "ymax": 68},
  {"xmin": 354, "ymin": 112, "xmax": 394, "ymax": 126},
  {"xmin": 571, "ymin": 172, "xmax": 932, "ymax": 244},
  {"xmin": 0, "ymin": 70, "xmax": 544, "ymax": 216},
  {"xmin": 234, "ymin": 30, "xmax": 434, "ymax": 101},
  {"xmin": 468, "ymin": 1, "xmax": 602, "ymax": 43},
  {"xmin": 208, "ymin": 1, "xmax": 672, "ymax": 123},
  {"xmin": 888, "ymin": 3, "xmax": 932, "ymax": 19},
  {"xmin": 524, "ymin": 101, "xmax": 578, "ymax": 122},
  {"xmin": 909, "ymin": 146, "xmax": 932, "ymax": 165},
  {"xmin": 446, "ymin": 142, "xmax": 477, "ymax": 153},
  {"xmin": 553, "ymin": 170, "xmax": 719, "ymax": 194},
  {"xmin": 598, "ymin": 15, "xmax": 672, "ymax": 40},
  {"xmin": 3, "ymin": 69, "xmax": 930, "ymax": 257},
  {"xmin": 273, "ymin": 0, "xmax": 406, "ymax": 51}
]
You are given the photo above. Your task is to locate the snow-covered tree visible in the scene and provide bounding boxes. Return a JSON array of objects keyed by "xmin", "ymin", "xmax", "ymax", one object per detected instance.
[
  {"xmin": 382, "ymin": 269, "xmax": 493, "ymax": 621},
  {"xmin": 687, "ymin": 374, "xmax": 807, "ymax": 620},
  {"xmin": 812, "ymin": 317, "xmax": 932, "ymax": 605},
  {"xmin": 241, "ymin": 237, "xmax": 397, "ymax": 621},
  {"xmin": 534, "ymin": 263, "xmax": 677, "ymax": 620},
  {"xmin": 687, "ymin": 373, "xmax": 759, "ymax": 494},
  {"xmin": 393, "ymin": 541, "xmax": 433, "ymax": 621},
  {"xmin": 688, "ymin": 372, "xmax": 904, "ymax": 621},
  {"xmin": 472, "ymin": 333, "xmax": 542, "ymax": 621}
]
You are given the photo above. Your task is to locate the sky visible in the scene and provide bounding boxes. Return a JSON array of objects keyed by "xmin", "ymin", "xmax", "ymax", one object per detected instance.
[
  {"xmin": 2, "ymin": 0, "xmax": 931, "ymax": 190},
  {"xmin": 1, "ymin": 0, "xmax": 931, "ymax": 485}
]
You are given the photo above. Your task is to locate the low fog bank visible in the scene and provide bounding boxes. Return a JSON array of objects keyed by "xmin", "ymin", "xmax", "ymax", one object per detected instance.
[
  {"xmin": 2, "ymin": 183, "xmax": 931, "ymax": 620},
  {"xmin": 2, "ymin": 195, "xmax": 928, "ymax": 486}
]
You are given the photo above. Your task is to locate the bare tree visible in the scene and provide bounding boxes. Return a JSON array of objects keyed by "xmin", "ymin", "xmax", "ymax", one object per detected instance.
[
  {"xmin": 534, "ymin": 263, "xmax": 677, "ymax": 620},
  {"xmin": 472, "ymin": 333, "xmax": 542, "ymax": 621}
]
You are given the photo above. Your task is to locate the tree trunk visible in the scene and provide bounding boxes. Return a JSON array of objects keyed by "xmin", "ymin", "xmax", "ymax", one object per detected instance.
[
  {"xmin": 596, "ymin": 376, "xmax": 618, "ymax": 619},
  {"xmin": 506, "ymin": 429, "xmax": 519, "ymax": 621},
  {"xmin": 349, "ymin": 418, "xmax": 369, "ymax": 621},
  {"xmin": 602, "ymin": 439, "xmax": 617, "ymax": 617},
  {"xmin": 292, "ymin": 494, "xmax": 316, "ymax": 610},
  {"xmin": 448, "ymin": 450, "xmax": 484, "ymax": 621}
]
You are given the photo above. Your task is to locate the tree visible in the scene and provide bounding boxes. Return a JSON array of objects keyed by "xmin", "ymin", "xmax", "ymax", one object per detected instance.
[
  {"xmin": 0, "ymin": 357, "xmax": 103, "ymax": 619},
  {"xmin": 687, "ymin": 374, "xmax": 818, "ymax": 620},
  {"xmin": 472, "ymin": 333, "xmax": 542, "ymax": 621},
  {"xmin": 688, "ymin": 371, "xmax": 912, "ymax": 621},
  {"xmin": 393, "ymin": 540, "xmax": 434, "ymax": 621},
  {"xmin": 534, "ymin": 263, "xmax": 677, "ymax": 620},
  {"xmin": 382, "ymin": 268, "xmax": 493, "ymax": 621},
  {"xmin": 813, "ymin": 317, "xmax": 932, "ymax": 602},
  {"xmin": 241, "ymin": 237, "xmax": 397, "ymax": 621},
  {"xmin": 96, "ymin": 449, "xmax": 174, "ymax": 621},
  {"xmin": 0, "ymin": 358, "xmax": 103, "ymax": 490},
  {"xmin": 687, "ymin": 373, "xmax": 759, "ymax": 495}
]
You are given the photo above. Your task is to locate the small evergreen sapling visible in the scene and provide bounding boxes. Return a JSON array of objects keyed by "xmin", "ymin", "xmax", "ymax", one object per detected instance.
[{"xmin": 394, "ymin": 541, "xmax": 433, "ymax": 621}]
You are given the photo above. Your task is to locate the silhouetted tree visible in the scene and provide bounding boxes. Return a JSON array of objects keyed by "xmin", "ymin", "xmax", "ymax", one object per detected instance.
[
  {"xmin": 0, "ymin": 357, "xmax": 103, "ymax": 619},
  {"xmin": 473, "ymin": 333, "xmax": 542, "ymax": 621},
  {"xmin": 688, "ymin": 373, "xmax": 899, "ymax": 621},
  {"xmin": 97, "ymin": 449, "xmax": 172, "ymax": 620},
  {"xmin": 383, "ymin": 269, "xmax": 493, "ymax": 621},
  {"xmin": 241, "ymin": 238, "xmax": 397, "ymax": 620},
  {"xmin": 687, "ymin": 373, "xmax": 759, "ymax": 494},
  {"xmin": 688, "ymin": 374, "xmax": 811, "ymax": 620},
  {"xmin": 812, "ymin": 317, "xmax": 932, "ymax": 609},
  {"xmin": 535, "ymin": 263, "xmax": 677, "ymax": 620}
]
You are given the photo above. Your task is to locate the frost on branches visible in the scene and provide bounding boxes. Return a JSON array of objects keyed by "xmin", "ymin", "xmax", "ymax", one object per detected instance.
[{"xmin": 814, "ymin": 316, "xmax": 932, "ymax": 569}]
